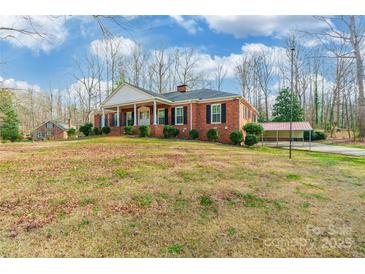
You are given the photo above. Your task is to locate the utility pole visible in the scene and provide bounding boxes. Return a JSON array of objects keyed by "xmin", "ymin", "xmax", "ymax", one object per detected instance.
[{"xmin": 289, "ymin": 47, "xmax": 295, "ymax": 159}]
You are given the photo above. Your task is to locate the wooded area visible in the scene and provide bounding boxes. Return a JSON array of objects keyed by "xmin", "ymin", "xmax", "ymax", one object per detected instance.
[{"xmin": 0, "ymin": 16, "xmax": 364, "ymax": 140}]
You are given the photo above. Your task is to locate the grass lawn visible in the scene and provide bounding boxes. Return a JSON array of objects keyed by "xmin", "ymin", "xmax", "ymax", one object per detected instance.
[{"xmin": 0, "ymin": 136, "xmax": 364, "ymax": 257}]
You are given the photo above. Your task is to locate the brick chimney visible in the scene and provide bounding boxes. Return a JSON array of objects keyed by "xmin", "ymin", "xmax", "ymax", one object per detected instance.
[
  {"xmin": 67, "ymin": 118, "xmax": 72, "ymax": 129},
  {"xmin": 177, "ymin": 84, "xmax": 188, "ymax": 93}
]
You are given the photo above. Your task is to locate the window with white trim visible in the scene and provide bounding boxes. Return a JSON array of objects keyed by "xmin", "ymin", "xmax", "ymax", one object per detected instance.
[
  {"xmin": 46, "ymin": 122, "xmax": 53, "ymax": 129},
  {"xmin": 126, "ymin": 112, "xmax": 133, "ymax": 126},
  {"xmin": 158, "ymin": 109, "xmax": 165, "ymax": 125},
  {"xmin": 46, "ymin": 131, "xmax": 52, "ymax": 136},
  {"xmin": 175, "ymin": 106, "xmax": 184, "ymax": 125},
  {"xmin": 211, "ymin": 104, "xmax": 221, "ymax": 124},
  {"xmin": 37, "ymin": 132, "xmax": 43, "ymax": 138}
]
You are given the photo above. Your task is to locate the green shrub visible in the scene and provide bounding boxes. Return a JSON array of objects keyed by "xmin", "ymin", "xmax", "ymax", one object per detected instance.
[
  {"xmin": 244, "ymin": 134, "xmax": 258, "ymax": 147},
  {"xmin": 139, "ymin": 125, "xmax": 150, "ymax": 137},
  {"xmin": 207, "ymin": 128, "xmax": 219, "ymax": 142},
  {"xmin": 200, "ymin": 196, "xmax": 213, "ymax": 206},
  {"xmin": 304, "ymin": 130, "xmax": 327, "ymax": 141},
  {"xmin": 243, "ymin": 123, "xmax": 264, "ymax": 135},
  {"xmin": 67, "ymin": 128, "xmax": 76, "ymax": 137},
  {"xmin": 79, "ymin": 123, "xmax": 93, "ymax": 136},
  {"xmin": 124, "ymin": 125, "xmax": 134, "ymax": 135},
  {"xmin": 163, "ymin": 125, "xmax": 179, "ymax": 138},
  {"xmin": 189, "ymin": 129, "xmax": 199, "ymax": 139},
  {"xmin": 229, "ymin": 130, "xmax": 243, "ymax": 145},
  {"xmin": 93, "ymin": 127, "xmax": 101, "ymax": 135},
  {"xmin": 101, "ymin": 126, "xmax": 111, "ymax": 135}
]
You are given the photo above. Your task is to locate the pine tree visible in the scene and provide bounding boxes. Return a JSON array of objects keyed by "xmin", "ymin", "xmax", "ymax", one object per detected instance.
[
  {"xmin": 0, "ymin": 89, "xmax": 19, "ymax": 142},
  {"xmin": 272, "ymin": 88, "xmax": 304, "ymax": 122}
]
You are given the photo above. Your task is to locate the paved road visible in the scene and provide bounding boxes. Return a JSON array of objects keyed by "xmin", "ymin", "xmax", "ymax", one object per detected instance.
[{"xmin": 264, "ymin": 141, "xmax": 365, "ymax": 156}]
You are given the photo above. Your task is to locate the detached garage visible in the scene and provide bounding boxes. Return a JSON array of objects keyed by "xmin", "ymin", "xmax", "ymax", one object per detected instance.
[{"xmin": 260, "ymin": 122, "xmax": 313, "ymax": 144}]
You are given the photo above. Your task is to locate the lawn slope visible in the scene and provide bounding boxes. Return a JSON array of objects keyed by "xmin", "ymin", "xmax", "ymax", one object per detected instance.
[{"xmin": 0, "ymin": 137, "xmax": 364, "ymax": 257}]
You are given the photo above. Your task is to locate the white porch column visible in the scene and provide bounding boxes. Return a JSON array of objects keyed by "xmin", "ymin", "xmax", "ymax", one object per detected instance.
[
  {"xmin": 153, "ymin": 100, "xmax": 157, "ymax": 125},
  {"xmin": 117, "ymin": 106, "xmax": 120, "ymax": 127},
  {"xmin": 133, "ymin": 103, "xmax": 137, "ymax": 126},
  {"xmin": 101, "ymin": 108, "xmax": 105, "ymax": 127}
]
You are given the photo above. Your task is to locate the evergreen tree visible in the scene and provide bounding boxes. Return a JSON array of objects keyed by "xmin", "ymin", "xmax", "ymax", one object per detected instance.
[
  {"xmin": 272, "ymin": 88, "xmax": 304, "ymax": 122},
  {"xmin": 0, "ymin": 89, "xmax": 19, "ymax": 142}
]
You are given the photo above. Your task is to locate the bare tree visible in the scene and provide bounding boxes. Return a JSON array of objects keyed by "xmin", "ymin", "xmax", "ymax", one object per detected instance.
[
  {"xmin": 313, "ymin": 16, "xmax": 365, "ymax": 139},
  {"xmin": 71, "ymin": 53, "xmax": 100, "ymax": 122},
  {"xmin": 213, "ymin": 62, "xmax": 227, "ymax": 91}
]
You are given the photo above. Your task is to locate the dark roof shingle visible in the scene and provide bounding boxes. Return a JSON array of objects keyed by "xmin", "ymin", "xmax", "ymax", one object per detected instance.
[{"xmin": 159, "ymin": 89, "xmax": 239, "ymax": 102}]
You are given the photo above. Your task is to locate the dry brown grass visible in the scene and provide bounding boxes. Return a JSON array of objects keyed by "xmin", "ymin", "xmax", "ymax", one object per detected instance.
[{"xmin": 0, "ymin": 136, "xmax": 364, "ymax": 257}]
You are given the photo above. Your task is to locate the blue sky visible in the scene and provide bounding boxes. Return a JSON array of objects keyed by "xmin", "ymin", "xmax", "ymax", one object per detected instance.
[{"xmin": 0, "ymin": 16, "xmax": 329, "ymax": 93}]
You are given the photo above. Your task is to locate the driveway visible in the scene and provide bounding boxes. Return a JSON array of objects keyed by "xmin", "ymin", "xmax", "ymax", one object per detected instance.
[{"xmin": 264, "ymin": 141, "xmax": 365, "ymax": 156}]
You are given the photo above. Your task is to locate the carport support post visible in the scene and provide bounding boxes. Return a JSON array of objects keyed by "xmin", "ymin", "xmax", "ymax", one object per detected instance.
[
  {"xmin": 309, "ymin": 131, "xmax": 311, "ymax": 151},
  {"xmin": 276, "ymin": 130, "xmax": 278, "ymax": 147}
]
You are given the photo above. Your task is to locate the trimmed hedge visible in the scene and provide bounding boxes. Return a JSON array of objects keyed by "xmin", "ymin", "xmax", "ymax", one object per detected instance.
[
  {"xmin": 304, "ymin": 130, "xmax": 327, "ymax": 141},
  {"xmin": 67, "ymin": 128, "xmax": 76, "ymax": 137},
  {"xmin": 189, "ymin": 129, "xmax": 199, "ymax": 139},
  {"xmin": 79, "ymin": 123, "xmax": 93, "ymax": 136},
  {"xmin": 229, "ymin": 130, "xmax": 243, "ymax": 145},
  {"xmin": 244, "ymin": 134, "xmax": 258, "ymax": 147},
  {"xmin": 139, "ymin": 125, "xmax": 150, "ymax": 137},
  {"xmin": 124, "ymin": 126, "xmax": 134, "ymax": 135},
  {"xmin": 93, "ymin": 127, "xmax": 101, "ymax": 135},
  {"xmin": 101, "ymin": 126, "xmax": 111, "ymax": 135},
  {"xmin": 207, "ymin": 128, "xmax": 219, "ymax": 142},
  {"xmin": 243, "ymin": 123, "xmax": 264, "ymax": 135},
  {"xmin": 163, "ymin": 125, "xmax": 179, "ymax": 138}
]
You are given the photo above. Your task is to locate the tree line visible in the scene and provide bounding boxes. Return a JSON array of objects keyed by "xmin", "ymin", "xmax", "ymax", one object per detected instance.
[{"xmin": 0, "ymin": 16, "xmax": 364, "ymax": 140}]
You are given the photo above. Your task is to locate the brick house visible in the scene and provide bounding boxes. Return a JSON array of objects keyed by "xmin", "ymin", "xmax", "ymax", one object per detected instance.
[
  {"xmin": 94, "ymin": 83, "xmax": 258, "ymax": 143},
  {"xmin": 32, "ymin": 120, "xmax": 72, "ymax": 141}
]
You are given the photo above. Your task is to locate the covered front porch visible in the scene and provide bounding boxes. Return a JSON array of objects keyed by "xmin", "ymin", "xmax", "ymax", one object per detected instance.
[{"xmin": 95, "ymin": 100, "xmax": 169, "ymax": 136}]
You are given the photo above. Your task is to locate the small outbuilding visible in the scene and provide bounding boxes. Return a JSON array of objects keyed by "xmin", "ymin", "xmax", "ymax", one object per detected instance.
[
  {"xmin": 32, "ymin": 119, "xmax": 73, "ymax": 141},
  {"xmin": 260, "ymin": 121, "xmax": 313, "ymax": 145}
]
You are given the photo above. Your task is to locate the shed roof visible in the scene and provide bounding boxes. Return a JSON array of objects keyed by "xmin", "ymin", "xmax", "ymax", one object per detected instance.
[{"xmin": 260, "ymin": 122, "xmax": 313, "ymax": 131}]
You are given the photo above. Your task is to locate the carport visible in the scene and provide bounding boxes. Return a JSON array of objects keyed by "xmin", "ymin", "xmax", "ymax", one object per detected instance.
[{"xmin": 260, "ymin": 122, "xmax": 313, "ymax": 149}]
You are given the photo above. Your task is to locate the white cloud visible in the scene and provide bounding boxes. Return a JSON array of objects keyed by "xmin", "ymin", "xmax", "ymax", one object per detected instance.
[
  {"xmin": 0, "ymin": 15, "xmax": 69, "ymax": 53},
  {"xmin": 170, "ymin": 16, "xmax": 201, "ymax": 34},
  {"xmin": 202, "ymin": 16, "xmax": 329, "ymax": 39},
  {"xmin": 0, "ymin": 76, "xmax": 41, "ymax": 91},
  {"xmin": 90, "ymin": 36, "xmax": 138, "ymax": 59}
]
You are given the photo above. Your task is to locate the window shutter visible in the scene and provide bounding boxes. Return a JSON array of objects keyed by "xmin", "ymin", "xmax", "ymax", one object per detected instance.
[
  {"xmin": 221, "ymin": 103, "xmax": 226, "ymax": 123},
  {"xmin": 104, "ymin": 116, "xmax": 108, "ymax": 127},
  {"xmin": 183, "ymin": 106, "xmax": 187, "ymax": 124},
  {"xmin": 124, "ymin": 113, "xmax": 127, "ymax": 126},
  {"xmin": 164, "ymin": 109, "xmax": 168, "ymax": 125},
  {"xmin": 111, "ymin": 114, "xmax": 114, "ymax": 127},
  {"xmin": 119, "ymin": 113, "xmax": 122, "ymax": 127},
  {"xmin": 99, "ymin": 115, "xmax": 102, "ymax": 128},
  {"xmin": 206, "ymin": 105, "xmax": 211, "ymax": 124},
  {"xmin": 131, "ymin": 112, "xmax": 134, "ymax": 125},
  {"xmin": 171, "ymin": 108, "xmax": 175, "ymax": 125}
]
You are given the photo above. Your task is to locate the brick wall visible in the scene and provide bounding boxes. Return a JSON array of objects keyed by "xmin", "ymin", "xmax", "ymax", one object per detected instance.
[
  {"xmin": 32, "ymin": 122, "xmax": 67, "ymax": 140},
  {"xmin": 93, "ymin": 97, "xmax": 258, "ymax": 144}
]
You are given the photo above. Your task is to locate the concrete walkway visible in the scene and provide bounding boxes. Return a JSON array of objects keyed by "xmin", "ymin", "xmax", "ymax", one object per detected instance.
[{"xmin": 264, "ymin": 141, "xmax": 365, "ymax": 156}]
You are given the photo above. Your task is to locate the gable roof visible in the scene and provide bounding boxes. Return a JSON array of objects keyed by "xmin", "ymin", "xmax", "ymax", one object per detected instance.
[
  {"xmin": 260, "ymin": 122, "xmax": 313, "ymax": 131},
  {"xmin": 33, "ymin": 120, "xmax": 69, "ymax": 132},
  {"xmin": 103, "ymin": 82, "xmax": 241, "ymax": 107}
]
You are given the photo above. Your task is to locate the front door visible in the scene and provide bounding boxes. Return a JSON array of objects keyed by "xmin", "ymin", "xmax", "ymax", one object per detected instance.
[{"xmin": 139, "ymin": 109, "xmax": 150, "ymax": 126}]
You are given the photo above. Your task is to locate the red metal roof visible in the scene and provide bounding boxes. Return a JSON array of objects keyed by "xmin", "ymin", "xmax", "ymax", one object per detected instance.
[{"xmin": 260, "ymin": 122, "xmax": 313, "ymax": 131}]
